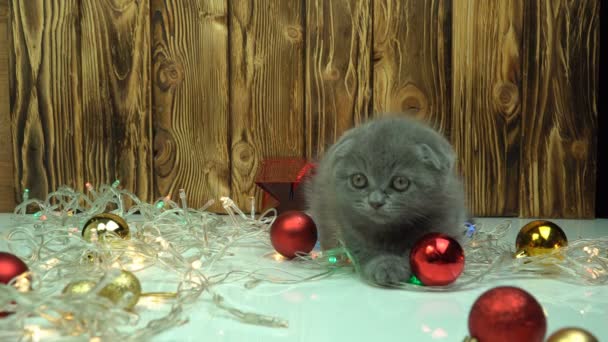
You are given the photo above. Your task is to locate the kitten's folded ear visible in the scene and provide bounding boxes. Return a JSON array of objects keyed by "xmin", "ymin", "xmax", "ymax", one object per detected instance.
[
  {"xmin": 329, "ymin": 131, "xmax": 356, "ymax": 159},
  {"xmin": 415, "ymin": 143, "xmax": 455, "ymax": 172}
]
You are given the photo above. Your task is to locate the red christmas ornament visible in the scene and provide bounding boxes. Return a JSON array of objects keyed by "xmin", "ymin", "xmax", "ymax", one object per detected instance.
[
  {"xmin": 0, "ymin": 252, "xmax": 30, "ymax": 318},
  {"xmin": 0, "ymin": 252, "xmax": 29, "ymax": 285},
  {"xmin": 409, "ymin": 233, "xmax": 464, "ymax": 286},
  {"xmin": 270, "ymin": 211, "xmax": 317, "ymax": 259},
  {"xmin": 468, "ymin": 286, "xmax": 547, "ymax": 342}
]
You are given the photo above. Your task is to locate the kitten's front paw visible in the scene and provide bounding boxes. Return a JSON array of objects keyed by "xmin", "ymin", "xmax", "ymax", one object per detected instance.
[{"xmin": 363, "ymin": 255, "xmax": 410, "ymax": 286}]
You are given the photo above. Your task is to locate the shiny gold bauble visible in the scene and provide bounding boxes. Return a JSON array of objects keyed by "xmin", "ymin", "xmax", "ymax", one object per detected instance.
[
  {"xmin": 515, "ymin": 220, "xmax": 568, "ymax": 258},
  {"xmin": 62, "ymin": 280, "xmax": 97, "ymax": 295},
  {"xmin": 547, "ymin": 327, "xmax": 599, "ymax": 342},
  {"xmin": 82, "ymin": 213, "xmax": 130, "ymax": 242},
  {"xmin": 62, "ymin": 270, "xmax": 142, "ymax": 310},
  {"xmin": 98, "ymin": 270, "xmax": 141, "ymax": 310}
]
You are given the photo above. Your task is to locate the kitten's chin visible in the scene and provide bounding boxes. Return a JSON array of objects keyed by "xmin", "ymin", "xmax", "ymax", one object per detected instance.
[{"xmin": 360, "ymin": 211, "xmax": 391, "ymax": 225}]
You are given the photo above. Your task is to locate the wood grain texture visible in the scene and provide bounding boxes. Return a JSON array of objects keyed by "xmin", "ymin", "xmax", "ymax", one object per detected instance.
[
  {"xmin": 372, "ymin": 0, "xmax": 451, "ymax": 135},
  {"xmin": 305, "ymin": 0, "xmax": 371, "ymax": 159},
  {"xmin": 9, "ymin": 0, "xmax": 82, "ymax": 203},
  {"xmin": 80, "ymin": 0, "xmax": 151, "ymax": 201},
  {"xmin": 4, "ymin": 0, "xmax": 601, "ymax": 218},
  {"xmin": 230, "ymin": 0, "xmax": 305, "ymax": 209},
  {"xmin": 452, "ymin": 0, "xmax": 523, "ymax": 216},
  {"xmin": 151, "ymin": 0, "xmax": 230, "ymax": 211},
  {"xmin": 0, "ymin": 0, "xmax": 14, "ymax": 211},
  {"xmin": 520, "ymin": 0, "xmax": 599, "ymax": 218}
]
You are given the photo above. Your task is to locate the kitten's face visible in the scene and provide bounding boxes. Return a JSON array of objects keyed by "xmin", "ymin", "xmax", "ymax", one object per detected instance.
[
  {"xmin": 330, "ymin": 119, "xmax": 452, "ymax": 232},
  {"xmin": 334, "ymin": 151, "xmax": 439, "ymax": 227}
]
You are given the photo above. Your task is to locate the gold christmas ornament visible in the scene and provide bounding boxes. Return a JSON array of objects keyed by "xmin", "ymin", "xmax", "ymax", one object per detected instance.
[
  {"xmin": 515, "ymin": 220, "xmax": 568, "ymax": 258},
  {"xmin": 98, "ymin": 270, "xmax": 141, "ymax": 310},
  {"xmin": 62, "ymin": 280, "xmax": 97, "ymax": 296},
  {"xmin": 547, "ymin": 327, "xmax": 598, "ymax": 342},
  {"xmin": 62, "ymin": 270, "xmax": 142, "ymax": 310},
  {"xmin": 82, "ymin": 213, "xmax": 130, "ymax": 242}
]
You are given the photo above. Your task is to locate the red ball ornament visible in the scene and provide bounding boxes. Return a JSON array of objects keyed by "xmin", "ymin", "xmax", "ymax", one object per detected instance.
[
  {"xmin": 0, "ymin": 252, "xmax": 30, "ymax": 318},
  {"xmin": 468, "ymin": 286, "xmax": 547, "ymax": 342},
  {"xmin": 409, "ymin": 233, "xmax": 464, "ymax": 286},
  {"xmin": 270, "ymin": 211, "xmax": 317, "ymax": 259},
  {"xmin": 0, "ymin": 252, "xmax": 29, "ymax": 285}
]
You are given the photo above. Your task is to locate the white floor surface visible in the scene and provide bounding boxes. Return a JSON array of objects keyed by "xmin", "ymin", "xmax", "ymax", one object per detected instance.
[{"xmin": 1, "ymin": 215, "xmax": 607, "ymax": 342}]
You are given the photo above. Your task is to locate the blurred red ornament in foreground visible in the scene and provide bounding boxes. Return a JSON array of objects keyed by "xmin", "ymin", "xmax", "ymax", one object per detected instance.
[
  {"xmin": 468, "ymin": 286, "xmax": 547, "ymax": 342},
  {"xmin": 0, "ymin": 252, "xmax": 30, "ymax": 318},
  {"xmin": 0, "ymin": 252, "xmax": 29, "ymax": 285},
  {"xmin": 409, "ymin": 233, "xmax": 464, "ymax": 286},
  {"xmin": 270, "ymin": 211, "xmax": 317, "ymax": 259}
]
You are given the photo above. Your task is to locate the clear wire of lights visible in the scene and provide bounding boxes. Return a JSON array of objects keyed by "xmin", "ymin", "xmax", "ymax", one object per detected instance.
[{"xmin": 0, "ymin": 183, "xmax": 606, "ymax": 341}]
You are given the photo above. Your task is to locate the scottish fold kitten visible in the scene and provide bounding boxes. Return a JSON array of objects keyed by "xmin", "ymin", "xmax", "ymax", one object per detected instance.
[{"xmin": 305, "ymin": 114, "xmax": 467, "ymax": 286}]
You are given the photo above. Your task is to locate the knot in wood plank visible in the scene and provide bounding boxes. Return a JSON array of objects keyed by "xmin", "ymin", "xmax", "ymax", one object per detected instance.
[
  {"xmin": 492, "ymin": 81, "xmax": 520, "ymax": 118},
  {"xmin": 284, "ymin": 25, "xmax": 303, "ymax": 43},
  {"xmin": 396, "ymin": 83, "xmax": 428, "ymax": 116},
  {"xmin": 153, "ymin": 129, "xmax": 176, "ymax": 177},
  {"xmin": 156, "ymin": 60, "xmax": 183, "ymax": 91},
  {"xmin": 570, "ymin": 140, "xmax": 589, "ymax": 161},
  {"xmin": 232, "ymin": 140, "xmax": 257, "ymax": 174},
  {"xmin": 322, "ymin": 66, "xmax": 340, "ymax": 81}
]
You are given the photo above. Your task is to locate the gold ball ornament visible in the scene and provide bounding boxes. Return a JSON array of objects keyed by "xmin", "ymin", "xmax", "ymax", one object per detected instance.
[
  {"xmin": 62, "ymin": 270, "xmax": 142, "ymax": 310},
  {"xmin": 547, "ymin": 327, "xmax": 598, "ymax": 342},
  {"xmin": 515, "ymin": 220, "xmax": 568, "ymax": 258},
  {"xmin": 98, "ymin": 270, "xmax": 142, "ymax": 310},
  {"xmin": 62, "ymin": 280, "xmax": 97, "ymax": 296},
  {"xmin": 82, "ymin": 213, "xmax": 130, "ymax": 242}
]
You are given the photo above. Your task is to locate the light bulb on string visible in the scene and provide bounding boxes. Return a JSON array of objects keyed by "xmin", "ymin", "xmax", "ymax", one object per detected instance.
[{"xmin": 179, "ymin": 189, "xmax": 188, "ymax": 209}]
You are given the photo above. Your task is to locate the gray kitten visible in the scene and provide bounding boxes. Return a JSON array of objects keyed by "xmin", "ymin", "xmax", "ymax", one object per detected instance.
[{"xmin": 305, "ymin": 114, "xmax": 467, "ymax": 286}]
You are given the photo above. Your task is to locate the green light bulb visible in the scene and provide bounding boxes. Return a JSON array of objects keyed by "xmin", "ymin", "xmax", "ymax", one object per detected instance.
[{"xmin": 407, "ymin": 275, "xmax": 423, "ymax": 286}]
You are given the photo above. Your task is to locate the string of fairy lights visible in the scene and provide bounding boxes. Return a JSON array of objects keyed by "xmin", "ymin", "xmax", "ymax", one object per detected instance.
[{"xmin": 0, "ymin": 182, "xmax": 606, "ymax": 341}]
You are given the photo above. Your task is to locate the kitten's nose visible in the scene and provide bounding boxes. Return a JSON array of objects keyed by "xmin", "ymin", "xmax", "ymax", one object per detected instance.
[
  {"xmin": 368, "ymin": 191, "xmax": 386, "ymax": 209},
  {"xmin": 369, "ymin": 201, "xmax": 384, "ymax": 209}
]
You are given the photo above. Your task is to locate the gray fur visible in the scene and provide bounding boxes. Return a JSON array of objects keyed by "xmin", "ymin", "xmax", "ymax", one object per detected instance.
[{"xmin": 305, "ymin": 115, "xmax": 467, "ymax": 286}]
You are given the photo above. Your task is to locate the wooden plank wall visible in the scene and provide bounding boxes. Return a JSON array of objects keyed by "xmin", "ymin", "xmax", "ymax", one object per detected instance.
[
  {"xmin": 1, "ymin": 0, "xmax": 600, "ymax": 218},
  {"xmin": 305, "ymin": 0, "xmax": 371, "ymax": 158},
  {"xmin": 9, "ymin": 1, "xmax": 81, "ymax": 204},
  {"xmin": 151, "ymin": 0, "xmax": 230, "ymax": 212},
  {"xmin": 519, "ymin": 0, "xmax": 599, "ymax": 218},
  {"xmin": 80, "ymin": 0, "xmax": 152, "ymax": 203},
  {"xmin": 452, "ymin": 0, "xmax": 523, "ymax": 217},
  {"xmin": 0, "ymin": 0, "xmax": 13, "ymax": 211},
  {"xmin": 373, "ymin": 0, "xmax": 452, "ymax": 135},
  {"xmin": 229, "ymin": 0, "xmax": 305, "ymax": 210}
]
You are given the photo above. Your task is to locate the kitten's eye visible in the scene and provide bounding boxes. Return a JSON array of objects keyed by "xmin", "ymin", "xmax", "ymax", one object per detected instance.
[
  {"xmin": 350, "ymin": 173, "xmax": 368, "ymax": 189},
  {"xmin": 392, "ymin": 176, "xmax": 410, "ymax": 191}
]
